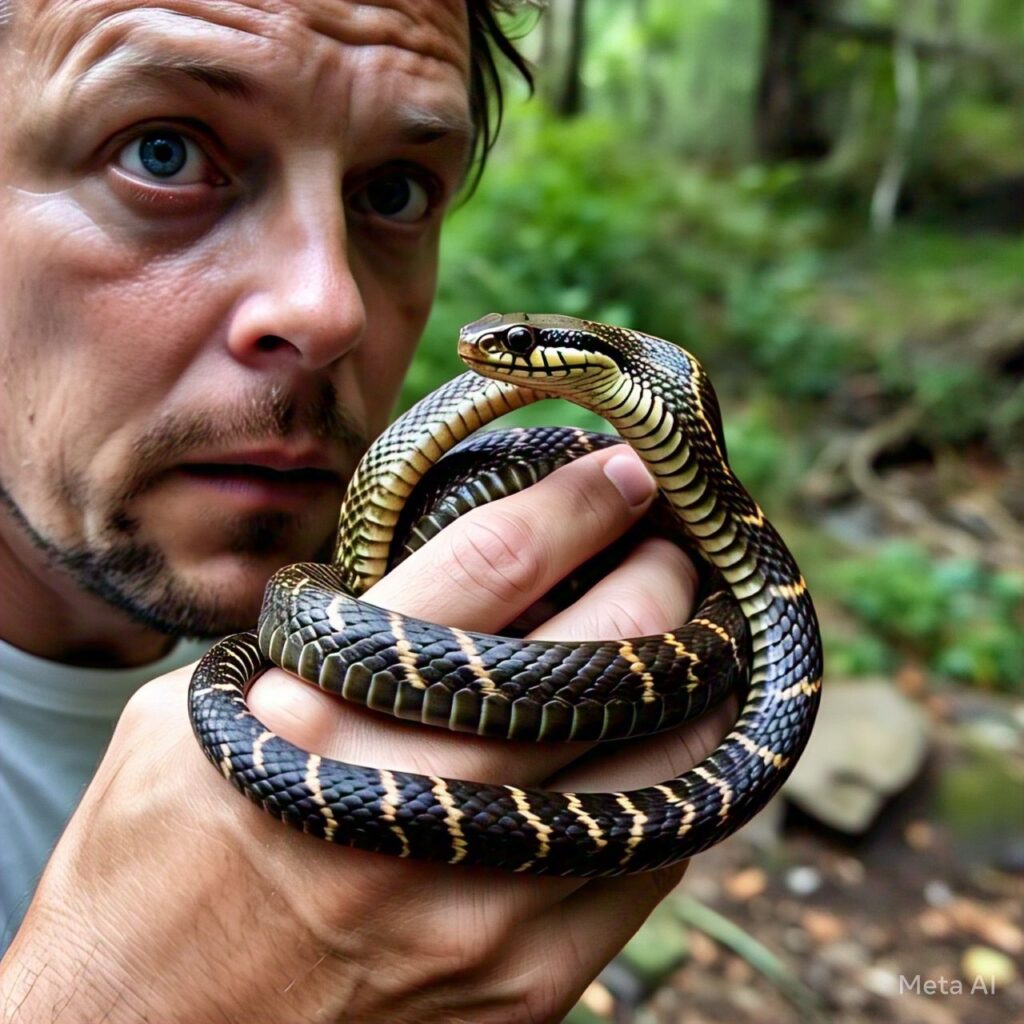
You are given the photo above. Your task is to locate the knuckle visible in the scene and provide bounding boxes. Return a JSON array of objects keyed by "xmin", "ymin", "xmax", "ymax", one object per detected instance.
[
  {"xmin": 119, "ymin": 688, "xmax": 155, "ymax": 729},
  {"xmin": 602, "ymin": 593, "xmax": 675, "ymax": 637},
  {"xmin": 120, "ymin": 668, "xmax": 188, "ymax": 727},
  {"xmin": 558, "ymin": 464, "xmax": 607, "ymax": 525},
  {"xmin": 643, "ymin": 537, "xmax": 699, "ymax": 592},
  {"xmin": 445, "ymin": 507, "xmax": 547, "ymax": 605},
  {"xmin": 597, "ymin": 557, "xmax": 696, "ymax": 638},
  {"xmin": 520, "ymin": 970, "xmax": 570, "ymax": 1024}
]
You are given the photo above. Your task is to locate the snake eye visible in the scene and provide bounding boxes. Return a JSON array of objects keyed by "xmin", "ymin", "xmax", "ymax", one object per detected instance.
[{"xmin": 505, "ymin": 325, "xmax": 535, "ymax": 355}]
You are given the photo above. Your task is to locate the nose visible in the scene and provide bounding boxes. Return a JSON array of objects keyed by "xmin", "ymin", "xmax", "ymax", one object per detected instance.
[{"xmin": 226, "ymin": 189, "xmax": 366, "ymax": 371}]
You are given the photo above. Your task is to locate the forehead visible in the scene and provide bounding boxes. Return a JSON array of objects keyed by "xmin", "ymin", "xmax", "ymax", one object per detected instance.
[{"xmin": 16, "ymin": 0, "xmax": 471, "ymax": 86}]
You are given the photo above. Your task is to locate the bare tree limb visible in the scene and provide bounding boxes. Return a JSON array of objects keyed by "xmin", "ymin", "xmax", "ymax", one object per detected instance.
[
  {"xmin": 820, "ymin": 13, "xmax": 1024, "ymax": 89},
  {"xmin": 870, "ymin": 32, "xmax": 921, "ymax": 233}
]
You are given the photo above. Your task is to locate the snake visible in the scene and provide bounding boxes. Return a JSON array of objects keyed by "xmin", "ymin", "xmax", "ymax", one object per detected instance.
[{"xmin": 188, "ymin": 313, "xmax": 823, "ymax": 878}]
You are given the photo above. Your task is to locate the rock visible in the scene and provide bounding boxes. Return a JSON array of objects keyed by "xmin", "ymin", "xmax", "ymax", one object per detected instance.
[
  {"xmin": 783, "ymin": 926, "xmax": 812, "ymax": 954},
  {"xmin": 785, "ymin": 865, "xmax": 822, "ymax": 896},
  {"xmin": 802, "ymin": 908, "xmax": 845, "ymax": 944},
  {"xmin": 833, "ymin": 856, "xmax": 866, "ymax": 887},
  {"xmin": 784, "ymin": 679, "xmax": 930, "ymax": 833},
  {"xmin": 923, "ymin": 879, "xmax": 954, "ymax": 907},
  {"xmin": 688, "ymin": 929, "xmax": 719, "ymax": 968},
  {"xmin": 916, "ymin": 908, "xmax": 953, "ymax": 939},
  {"xmin": 892, "ymin": 995, "xmax": 959, "ymax": 1024},
  {"xmin": 903, "ymin": 820, "xmax": 936, "ymax": 850},
  {"xmin": 961, "ymin": 945, "xmax": 1017, "ymax": 987},
  {"xmin": 948, "ymin": 899, "xmax": 1024, "ymax": 954},
  {"xmin": 1011, "ymin": 703, "xmax": 1024, "ymax": 731},
  {"xmin": 861, "ymin": 964, "xmax": 901, "ymax": 998},
  {"xmin": 833, "ymin": 980, "xmax": 870, "ymax": 1009},
  {"xmin": 861, "ymin": 924, "xmax": 894, "ymax": 952},
  {"xmin": 959, "ymin": 717, "xmax": 1019, "ymax": 753},
  {"xmin": 819, "ymin": 940, "xmax": 869, "ymax": 972},
  {"xmin": 723, "ymin": 955, "xmax": 754, "ymax": 985},
  {"xmin": 724, "ymin": 867, "xmax": 768, "ymax": 902}
]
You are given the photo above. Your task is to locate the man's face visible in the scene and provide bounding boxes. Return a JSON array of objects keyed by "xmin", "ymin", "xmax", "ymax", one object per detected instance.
[{"xmin": 0, "ymin": 0, "xmax": 472, "ymax": 637}]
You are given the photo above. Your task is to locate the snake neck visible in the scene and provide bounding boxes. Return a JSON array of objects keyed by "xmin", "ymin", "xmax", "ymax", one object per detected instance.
[
  {"xmin": 334, "ymin": 372, "xmax": 547, "ymax": 595},
  {"xmin": 575, "ymin": 345, "xmax": 815, "ymax": 687}
]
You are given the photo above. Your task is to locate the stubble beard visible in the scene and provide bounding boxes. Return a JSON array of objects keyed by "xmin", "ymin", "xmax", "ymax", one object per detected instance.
[{"xmin": 0, "ymin": 380, "xmax": 366, "ymax": 638}]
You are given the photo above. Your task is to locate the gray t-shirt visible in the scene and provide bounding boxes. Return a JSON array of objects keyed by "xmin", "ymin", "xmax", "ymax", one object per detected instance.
[{"xmin": 0, "ymin": 636, "xmax": 210, "ymax": 952}]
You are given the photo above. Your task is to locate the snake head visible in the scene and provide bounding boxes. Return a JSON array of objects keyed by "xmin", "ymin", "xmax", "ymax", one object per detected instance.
[{"xmin": 458, "ymin": 313, "xmax": 625, "ymax": 392}]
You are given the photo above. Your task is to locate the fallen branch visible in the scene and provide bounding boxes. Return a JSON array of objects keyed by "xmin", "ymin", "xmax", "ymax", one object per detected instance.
[{"xmin": 845, "ymin": 403, "xmax": 1006, "ymax": 563}]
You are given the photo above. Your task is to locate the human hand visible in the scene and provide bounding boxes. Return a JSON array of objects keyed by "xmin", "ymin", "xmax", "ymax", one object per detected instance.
[{"xmin": 0, "ymin": 447, "xmax": 735, "ymax": 1023}]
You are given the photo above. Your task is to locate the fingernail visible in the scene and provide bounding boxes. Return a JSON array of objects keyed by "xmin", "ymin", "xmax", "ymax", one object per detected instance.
[{"xmin": 603, "ymin": 451, "xmax": 656, "ymax": 509}]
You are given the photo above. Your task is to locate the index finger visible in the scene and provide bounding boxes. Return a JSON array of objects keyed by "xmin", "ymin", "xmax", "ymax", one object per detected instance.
[{"xmin": 361, "ymin": 446, "xmax": 657, "ymax": 632}]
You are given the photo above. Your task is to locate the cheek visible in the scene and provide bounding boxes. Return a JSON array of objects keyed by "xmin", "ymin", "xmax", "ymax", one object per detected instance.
[
  {"xmin": 347, "ymin": 229, "xmax": 441, "ymax": 436},
  {"xmin": 0, "ymin": 194, "xmax": 225, "ymax": 485}
]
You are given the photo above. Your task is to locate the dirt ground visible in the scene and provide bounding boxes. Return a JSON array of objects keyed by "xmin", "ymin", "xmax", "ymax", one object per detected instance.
[{"xmin": 574, "ymin": 687, "xmax": 1024, "ymax": 1024}]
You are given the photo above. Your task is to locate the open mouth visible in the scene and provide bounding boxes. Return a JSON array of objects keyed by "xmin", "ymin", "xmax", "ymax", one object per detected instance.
[
  {"xmin": 172, "ymin": 463, "xmax": 344, "ymax": 509},
  {"xmin": 179, "ymin": 463, "xmax": 340, "ymax": 486}
]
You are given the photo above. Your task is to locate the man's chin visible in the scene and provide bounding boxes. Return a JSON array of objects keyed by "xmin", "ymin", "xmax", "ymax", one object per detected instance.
[
  {"xmin": 2, "ymin": 467, "xmax": 339, "ymax": 636},
  {"xmin": 147, "ymin": 544, "xmax": 337, "ymax": 637},
  {"xmin": 65, "ymin": 532, "xmax": 334, "ymax": 639},
  {"xmin": 74, "ymin": 561, "xmax": 261, "ymax": 638}
]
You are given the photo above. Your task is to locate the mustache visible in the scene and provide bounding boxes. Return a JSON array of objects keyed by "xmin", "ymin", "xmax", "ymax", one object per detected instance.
[{"xmin": 121, "ymin": 380, "xmax": 370, "ymax": 500}]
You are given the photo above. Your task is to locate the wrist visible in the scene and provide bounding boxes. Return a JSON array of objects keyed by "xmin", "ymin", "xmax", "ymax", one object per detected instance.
[{"xmin": 0, "ymin": 897, "xmax": 126, "ymax": 1023}]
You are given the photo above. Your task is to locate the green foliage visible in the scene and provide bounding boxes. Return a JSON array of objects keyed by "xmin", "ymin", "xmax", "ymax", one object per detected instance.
[
  {"xmin": 722, "ymin": 397, "xmax": 815, "ymax": 510},
  {"xmin": 849, "ymin": 230, "xmax": 1024, "ymax": 333},
  {"xmin": 826, "ymin": 541, "xmax": 1024, "ymax": 692},
  {"xmin": 573, "ymin": 0, "xmax": 762, "ymax": 160},
  {"xmin": 406, "ymin": 108, "xmax": 854, "ymax": 411},
  {"xmin": 399, "ymin": 2, "xmax": 1024, "ymax": 697},
  {"xmin": 722, "ymin": 263, "xmax": 868, "ymax": 399},
  {"xmin": 825, "ymin": 631, "xmax": 895, "ymax": 679},
  {"xmin": 407, "ymin": 110, "xmax": 701, "ymax": 411},
  {"xmin": 910, "ymin": 363, "xmax": 995, "ymax": 445},
  {"xmin": 936, "ymin": 100, "xmax": 1024, "ymax": 180}
]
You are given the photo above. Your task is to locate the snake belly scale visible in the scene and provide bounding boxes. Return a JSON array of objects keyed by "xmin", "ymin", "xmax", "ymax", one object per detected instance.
[{"xmin": 188, "ymin": 313, "xmax": 823, "ymax": 877}]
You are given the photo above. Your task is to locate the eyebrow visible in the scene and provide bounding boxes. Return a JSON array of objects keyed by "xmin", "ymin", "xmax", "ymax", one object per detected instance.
[
  {"xmin": 71, "ymin": 56, "xmax": 473, "ymax": 147},
  {"xmin": 390, "ymin": 105, "xmax": 476, "ymax": 186},
  {"xmin": 75, "ymin": 53, "xmax": 261, "ymax": 103},
  {"xmin": 393, "ymin": 106, "xmax": 475, "ymax": 148},
  {"xmin": 51, "ymin": 48, "xmax": 475, "ymax": 177}
]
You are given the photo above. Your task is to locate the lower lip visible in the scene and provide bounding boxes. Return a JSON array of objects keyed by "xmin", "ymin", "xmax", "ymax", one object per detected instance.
[{"xmin": 171, "ymin": 465, "xmax": 343, "ymax": 510}]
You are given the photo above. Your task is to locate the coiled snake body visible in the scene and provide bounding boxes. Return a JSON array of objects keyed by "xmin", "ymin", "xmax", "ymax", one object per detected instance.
[{"xmin": 188, "ymin": 314, "xmax": 823, "ymax": 877}]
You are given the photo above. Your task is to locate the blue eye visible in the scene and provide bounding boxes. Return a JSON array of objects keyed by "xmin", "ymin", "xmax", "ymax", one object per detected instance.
[
  {"xmin": 140, "ymin": 133, "xmax": 187, "ymax": 176},
  {"xmin": 355, "ymin": 171, "xmax": 431, "ymax": 223},
  {"xmin": 118, "ymin": 130, "xmax": 215, "ymax": 185}
]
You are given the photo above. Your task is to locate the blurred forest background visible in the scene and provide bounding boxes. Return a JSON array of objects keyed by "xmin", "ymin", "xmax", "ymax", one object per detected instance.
[{"xmin": 404, "ymin": 1, "xmax": 1024, "ymax": 1022}]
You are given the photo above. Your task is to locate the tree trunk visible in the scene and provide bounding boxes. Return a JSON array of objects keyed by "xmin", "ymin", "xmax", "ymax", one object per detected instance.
[
  {"xmin": 555, "ymin": 0, "xmax": 588, "ymax": 118},
  {"xmin": 537, "ymin": 1, "xmax": 558, "ymax": 107},
  {"xmin": 756, "ymin": 0, "xmax": 832, "ymax": 161}
]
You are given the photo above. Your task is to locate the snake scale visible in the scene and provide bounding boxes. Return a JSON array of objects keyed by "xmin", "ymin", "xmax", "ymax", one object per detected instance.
[{"xmin": 188, "ymin": 314, "xmax": 823, "ymax": 877}]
